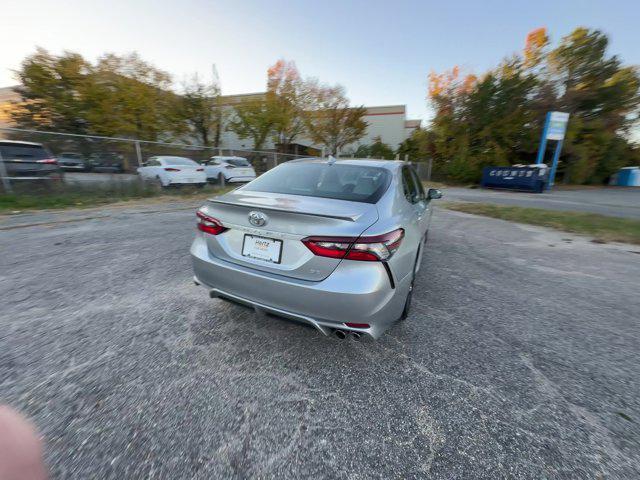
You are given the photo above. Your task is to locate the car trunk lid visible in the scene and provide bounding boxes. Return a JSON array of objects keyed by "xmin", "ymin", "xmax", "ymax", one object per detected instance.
[{"xmin": 199, "ymin": 190, "xmax": 379, "ymax": 281}]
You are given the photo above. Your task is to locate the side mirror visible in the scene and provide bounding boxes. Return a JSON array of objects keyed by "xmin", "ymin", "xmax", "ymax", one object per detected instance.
[
  {"xmin": 141, "ymin": 162, "xmax": 147, "ymax": 167},
  {"xmin": 427, "ymin": 188, "xmax": 443, "ymax": 200}
]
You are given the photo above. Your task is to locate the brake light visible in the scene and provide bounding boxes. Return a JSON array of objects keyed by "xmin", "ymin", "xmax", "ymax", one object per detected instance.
[
  {"xmin": 164, "ymin": 167, "xmax": 180, "ymax": 172},
  {"xmin": 196, "ymin": 211, "xmax": 227, "ymax": 235},
  {"xmin": 196, "ymin": 168, "xmax": 204, "ymax": 172},
  {"xmin": 302, "ymin": 229, "xmax": 404, "ymax": 262},
  {"xmin": 37, "ymin": 158, "xmax": 57, "ymax": 164}
]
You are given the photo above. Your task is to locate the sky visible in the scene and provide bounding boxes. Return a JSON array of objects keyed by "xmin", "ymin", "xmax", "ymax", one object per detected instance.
[{"xmin": 2, "ymin": 0, "xmax": 639, "ymax": 123}]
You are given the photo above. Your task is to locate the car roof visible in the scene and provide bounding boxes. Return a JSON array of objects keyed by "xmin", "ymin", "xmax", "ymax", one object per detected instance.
[
  {"xmin": 210, "ymin": 156, "xmax": 247, "ymax": 160},
  {"xmin": 289, "ymin": 157, "xmax": 405, "ymax": 170},
  {"xmin": 0, "ymin": 139, "xmax": 44, "ymax": 147}
]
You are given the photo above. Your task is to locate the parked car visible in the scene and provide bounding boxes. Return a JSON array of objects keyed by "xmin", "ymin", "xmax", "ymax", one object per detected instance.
[
  {"xmin": 57, "ymin": 152, "xmax": 87, "ymax": 171},
  {"xmin": 86, "ymin": 153, "xmax": 125, "ymax": 173},
  {"xmin": 204, "ymin": 156, "xmax": 256, "ymax": 183},
  {"xmin": 191, "ymin": 158, "xmax": 443, "ymax": 340},
  {"xmin": 0, "ymin": 140, "xmax": 64, "ymax": 185},
  {"xmin": 137, "ymin": 156, "xmax": 207, "ymax": 187}
]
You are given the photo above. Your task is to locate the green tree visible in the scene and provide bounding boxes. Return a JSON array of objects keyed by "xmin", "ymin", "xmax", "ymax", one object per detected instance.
[
  {"xmin": 548, "ymin": 28, "xmax": 640, "ymax": 183},
  {"xmin": 87, "ymin": 53, "xmax": 181, "ymax": 141},
  {"xmin": 12, "ymin": 48, "xmax": 93, "ymax": 133},
  {"xmin": 180, "ymin": 73, "xmax": 224, "ymax": 146},
  {"xmin": 228, "ymin": 97, "xmax": 276, "ymax": 151},
  {"xmin": 354, "ymin": 136, "xmax": 395, "ymax": 159},
  {"xmin": 303, "ymin": 83, "xmax": 367, "ymax": 155},
  {"xmin": 12, "ymin": 49, "xmax": 183, "ymax": 141}
]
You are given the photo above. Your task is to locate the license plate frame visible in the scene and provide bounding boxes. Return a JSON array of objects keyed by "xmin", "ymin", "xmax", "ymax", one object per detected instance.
[{"xmin": 241, "ymin": 234, "xmax": 283, "ymax": 264}]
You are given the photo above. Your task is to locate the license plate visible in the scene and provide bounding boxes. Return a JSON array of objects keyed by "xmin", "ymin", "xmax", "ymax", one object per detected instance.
[{"xmin": 242, "ymin": 235, "xmax": 282, "ymax": 263}]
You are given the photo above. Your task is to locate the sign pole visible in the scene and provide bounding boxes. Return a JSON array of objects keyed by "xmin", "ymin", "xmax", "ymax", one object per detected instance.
[
  {"xmin": 535, "ymin": 112, "xmax": 551, "ymax": 165},
  {"xmin": 547, "ymin": 139, "xmax": 564, "ymax": 190}
]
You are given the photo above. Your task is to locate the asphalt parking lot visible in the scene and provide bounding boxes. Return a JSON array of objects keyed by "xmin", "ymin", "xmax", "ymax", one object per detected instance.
[
  {"xmin": 445, "ymin": 186, "xmax": 640, "ymax": 219},
  {"xmin": 1, "ymin": 201, "xmax": 639, "ymax": 479}
]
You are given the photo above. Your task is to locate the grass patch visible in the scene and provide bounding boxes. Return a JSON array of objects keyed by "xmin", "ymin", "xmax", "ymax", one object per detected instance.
[
  {"xmin": 0, "ymin": 182, "xmax": 232, "ymax": 214},
  {"xmin": 442, "ymin": 202, "xmax": 640, "ymax": 245}
]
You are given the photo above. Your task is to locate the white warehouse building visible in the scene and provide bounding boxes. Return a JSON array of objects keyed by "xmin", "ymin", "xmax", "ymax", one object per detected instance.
[{"xmin": 219, "ymin": 92, "xmax": 421, "ymax": 154}]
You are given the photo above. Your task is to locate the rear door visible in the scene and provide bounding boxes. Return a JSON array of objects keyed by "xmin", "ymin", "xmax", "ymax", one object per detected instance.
[
  {"xmin": 199, "ymin": 190, "xmax": 379, "ymax": 281},
  {"xmin": 401, "ymin": 164, "xmax": 425, "ymax": 250},
  {"xmin": 408, "ymin": 166, "xmax": 431, "ymax": 234}
]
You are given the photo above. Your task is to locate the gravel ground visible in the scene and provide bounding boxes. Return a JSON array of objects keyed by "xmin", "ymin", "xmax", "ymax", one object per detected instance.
[
  {"xmin": 1, "ymin": 201, "xmax": 639, "ymax": 479},
  {"xmin": 444, "ymin": 187, "xmax": 640, "ymax": 219}
]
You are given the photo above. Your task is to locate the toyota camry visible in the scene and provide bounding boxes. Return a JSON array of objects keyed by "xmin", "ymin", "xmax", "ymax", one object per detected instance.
[{"xmin": 191, "ymin": 158, "xmax": 442, "ymax": 339}]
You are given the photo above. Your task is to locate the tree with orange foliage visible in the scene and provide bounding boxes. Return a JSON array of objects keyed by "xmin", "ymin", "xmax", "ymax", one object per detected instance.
[{"xmin": 524, "ymin": 27, "xmax": 549, "ymax": 68}]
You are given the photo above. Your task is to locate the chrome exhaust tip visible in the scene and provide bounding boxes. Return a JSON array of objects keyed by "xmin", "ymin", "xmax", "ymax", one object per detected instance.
[
  {"xmin": 334, "ymin": 329, "xmax": 347, "ymax": 339},
  {"xmin": 349, "ymin": 331, "xmax": 361, "ymax": 341}
]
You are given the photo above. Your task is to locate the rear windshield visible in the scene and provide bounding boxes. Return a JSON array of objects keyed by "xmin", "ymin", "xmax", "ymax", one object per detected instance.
[
  {"xmin": 242, "ymin": 162, "xmax": 391, "ymax": 203},
  {"xmin": 227, "ymin": 158, "xmax": 250, "ymax": 167},
  {"xmin": 162, "ymin": 157, "xmax": 197, "ymax": 166},
  {"xmin": 0, "ymin": 144, "xmax": 49, "ymax": 161}
]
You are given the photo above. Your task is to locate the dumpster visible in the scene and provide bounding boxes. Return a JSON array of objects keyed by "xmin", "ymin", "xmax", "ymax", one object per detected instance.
[
  {"xmin": 616, "ymin": 167, "xmax": 640, "ymax": 187},
  {"xmin": 481, "ymin": 165, "xmax": 548, "ymax": 193}
]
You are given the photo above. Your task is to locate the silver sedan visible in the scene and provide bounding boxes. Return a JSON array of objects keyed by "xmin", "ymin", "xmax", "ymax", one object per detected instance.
[{"xmin": 191, "ymin": 158, "xmax": 442, "ymax": 339}]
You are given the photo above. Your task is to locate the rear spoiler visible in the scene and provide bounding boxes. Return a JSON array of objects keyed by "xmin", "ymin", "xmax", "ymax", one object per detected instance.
[{"xmin": 207, "ymin": 198, "xmax": 358, "ymax": 222}]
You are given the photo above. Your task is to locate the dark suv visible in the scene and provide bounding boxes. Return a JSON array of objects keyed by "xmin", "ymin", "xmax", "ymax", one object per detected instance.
[
  {"xmin": 86, "ymin": 153, "xmax": 126, "ymax": 173},
  {"xmin": 0, "ymin": 140, "xmax": 64, "ymax": 185}
]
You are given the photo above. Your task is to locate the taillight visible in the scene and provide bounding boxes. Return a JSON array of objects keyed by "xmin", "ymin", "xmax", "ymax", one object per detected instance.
[
  {"xmin": 37, "ymin": 158, "xmax": 57, "ymax": 164},
  {"xmin": 164, "ymin": 167, "xmax": 180, "ymax": 172},
  {"xmin": 196, "ymin": 168, "xmax": 204, "ymax": 172},
  {"xmin": 196, "ymin": 211, "xmax": 227, "ymax": 235},
  {"xmin": 302, "ymin": 229, "xmax": 404, "ymax": 262}
]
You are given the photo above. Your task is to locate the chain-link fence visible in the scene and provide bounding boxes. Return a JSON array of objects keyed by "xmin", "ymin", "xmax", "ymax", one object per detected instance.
[
  {"xmin": 0, "ymin": 127, "xmax": 436, "ymax": 197},
  {"xmin": 0, "ymin": 127, "xmax": 317, "ymax": 174}
]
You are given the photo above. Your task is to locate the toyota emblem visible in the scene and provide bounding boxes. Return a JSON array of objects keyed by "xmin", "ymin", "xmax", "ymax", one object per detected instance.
[{"xmin": 248, "ymin": 211, "xmax": 268, "ymax": 227}]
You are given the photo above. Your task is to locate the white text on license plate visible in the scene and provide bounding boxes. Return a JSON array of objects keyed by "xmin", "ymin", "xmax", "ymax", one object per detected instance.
[{"xmin": 242, "ymin": 235, "xmax": 282, "ymax": 263}]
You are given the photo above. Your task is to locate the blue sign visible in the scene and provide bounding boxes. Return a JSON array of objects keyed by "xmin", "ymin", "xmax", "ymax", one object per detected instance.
[
  {"xmin": 536, "ymin": 111, "xmax": 570, "ymax": 191},
  {"xmin": 546, "ymin": 111, "xmax": 570, "ymax": 140}
]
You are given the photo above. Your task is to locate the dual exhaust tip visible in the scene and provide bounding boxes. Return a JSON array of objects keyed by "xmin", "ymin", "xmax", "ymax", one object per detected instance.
[{"xmin": 334, "ymin": 329, "xmax": 361, "ymax": 340}]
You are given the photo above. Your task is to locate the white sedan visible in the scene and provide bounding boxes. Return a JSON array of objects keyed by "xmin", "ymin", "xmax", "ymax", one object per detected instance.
[
  {"xmin": 137, "ymin": 156, "xmax": 207, "ymax": 187},
  {"xmin": 204, "ymin": 156, "xmax": 256, "ymax": 184}
]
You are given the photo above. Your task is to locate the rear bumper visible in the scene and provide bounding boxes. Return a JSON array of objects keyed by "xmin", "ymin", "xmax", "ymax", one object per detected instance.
[
  {"xmin": 168, "ymin": 177, "xmax": 207, "ymax": 185},
  {"xmin": 191, "ymin": 234, "xmax": 408, "ymax": 339}
]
